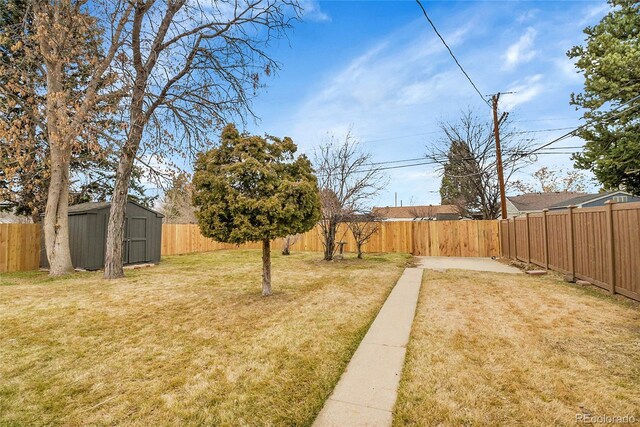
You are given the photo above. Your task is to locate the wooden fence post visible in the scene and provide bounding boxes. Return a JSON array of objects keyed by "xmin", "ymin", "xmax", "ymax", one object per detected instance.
[
  {"xmin": 524, "ymin": 212, "xmax": 531, "ymax": 264},
  {"xmin": 502, "ymin": 220, "xmax": 507, "ymax": 259},
  {"xmin": 605, "ymin": 201, "xmax": 616, "ymax": 295},
  {"xmin": 500, "ymin": 219, "xmax": 511, "ymax": 258},
  {"xmin": 567, "ymin": 206, "xmax": 576, "ymax": 282},
  {"xmin": 542, "ymin": 209, "xmax": 549, "ymax": 270},
  {"xmin": 505, "ymin": 222, "xmax": 512, "ymax": 259},
  {"xmin": 512, "ymin": 215, "xmax": 518, "ymax": 261},
  {"xmin": 411, "ymin": 221, "xmax": 417, "ymax": 256}
]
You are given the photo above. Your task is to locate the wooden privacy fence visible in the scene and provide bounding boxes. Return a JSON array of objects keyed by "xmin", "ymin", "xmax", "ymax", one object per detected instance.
[
  {"xmin": 162, "ymin": 220, "xmax": 500, "ymax": 258},
  {"xmin": 0, "ymin": 220, "xmax": 499, "ymax": 273},
  {"xmin": 500, "ymin": 201, "xmax": 640, "ymax": 302},
  {"xmin": 0, "ymin": 224, "xmax": 41, "ymax": 273}
]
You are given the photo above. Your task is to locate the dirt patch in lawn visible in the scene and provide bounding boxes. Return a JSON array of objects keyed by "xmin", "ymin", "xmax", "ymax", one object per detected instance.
[
  {"xmin": 394, "ymin": 269, "xmax": 640, "ymax": 426},
  {"xmin": 0, "ymin": 250, "xmax": 409, "ymax": 426}
]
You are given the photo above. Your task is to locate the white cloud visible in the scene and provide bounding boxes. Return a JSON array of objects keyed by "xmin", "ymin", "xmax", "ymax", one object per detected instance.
[
  {"xmin": 579, "ymin": 2, "xmax": 610, "ymax": 26},
  {"xmin": 517, "ymin": 9, "xmax": 539, "ymax": 23},
  {"xmin": 555, "ymin": 57, "xmax": 582, "ymax": 83},
  {"xmin": 503, "ymin": 27, "xmax": 538, "ymax": 70},
  {"xmin": 300, "ymin": 0, "xmax": 330, "ymax": 23},
  {"xmin": 501, "ymin": 74, "xmax": 545, "ymax": 110},
  {"xmin": 280, "ymin": 22, "xmax": 477, "ymax": 151}
]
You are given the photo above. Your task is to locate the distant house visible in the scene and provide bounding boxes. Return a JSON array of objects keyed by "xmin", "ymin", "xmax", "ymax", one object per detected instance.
[
  {"xmin": 506, "ymin": 191, "xmax": 640, "ymax": 216},
  {"xmin": 548, "ymin": 191, "xmax": 640, "ymax": 210},
  {"xmin": 372, "ymin": 205, "xmax": 459, "ymax": 221},
  {"xmin": 505, "ymin": 192, "xmax": 586, "ymax": 216}
]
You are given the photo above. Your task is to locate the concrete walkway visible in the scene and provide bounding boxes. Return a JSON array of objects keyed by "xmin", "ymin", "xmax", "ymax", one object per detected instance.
[
  {"xmin": 415, "ymin": 256, "xmax": 522, "ymax": 274},
  {"xmin": 313, "ymin": 268, "xmax": 423, "ymax": 427}
]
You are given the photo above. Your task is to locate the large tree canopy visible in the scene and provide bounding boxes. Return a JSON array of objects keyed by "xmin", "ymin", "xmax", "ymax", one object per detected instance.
[
  {"xmin": 568, "ymin": 0, "xmax": 640, "ymax": 194},
  {"xmin": 0, "ymin": 0, "xmax": 149, "ymax": 220},
  {"xmin": 192, "ymin": 124, "xmax": 321, "ymax": 296}
]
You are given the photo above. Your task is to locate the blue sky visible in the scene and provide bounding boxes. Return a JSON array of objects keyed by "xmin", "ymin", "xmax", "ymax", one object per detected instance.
[{"xmin": 243, "ymin": 0, "xmax": 611, "ymax": 208}]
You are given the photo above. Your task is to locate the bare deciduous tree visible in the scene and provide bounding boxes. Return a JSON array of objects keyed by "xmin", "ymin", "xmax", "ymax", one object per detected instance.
[
  {"xmin": 430, "ymin": 109, "xmax": 533, "ymax": 219},
  {"xmin": 161, "ymin": 173, "xmax": 197, "ymax": 223},
  {"xmin": 314, "ymin": 131, "xmax": 387, "ymax": 261},
  {"xmin": 281, "ymin": 234, "xmax": 300, "ymax": 255},
  {"xmin": 347, "ymin": 211, "xmax": 382, "ymax": 259},
  {"xmin": 510, "ymin": 167, "xmax": 593, "ymax": 194},
  {"xmin": 104, "ymin": 0, "xmax": 301, "ymax": 278}
]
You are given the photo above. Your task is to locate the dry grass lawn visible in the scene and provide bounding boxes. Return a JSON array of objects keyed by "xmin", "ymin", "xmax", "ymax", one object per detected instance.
[
  {"xmin": 0, "ymin": 250, "xmax": 409, "ymax": 426},
  {"xmin": 394, "ymin": 269, "xmax": 640, "ymax": 426}
]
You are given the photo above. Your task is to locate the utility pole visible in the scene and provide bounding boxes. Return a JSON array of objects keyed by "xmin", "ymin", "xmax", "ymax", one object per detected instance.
[{"xmin": 492, "ymin": 93, "xmax": 508, "ymax": 220}]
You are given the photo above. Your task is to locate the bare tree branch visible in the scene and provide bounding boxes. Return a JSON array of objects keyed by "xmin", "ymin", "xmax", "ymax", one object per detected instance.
[{"xmin": 314, "ymin": 130, "xmax": 388, "ymax": 260}]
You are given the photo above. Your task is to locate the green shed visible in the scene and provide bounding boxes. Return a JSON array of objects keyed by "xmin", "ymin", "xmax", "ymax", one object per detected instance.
[{"xmin": 40, "ymin": 201, "xmax": 164, "ymax": 270}]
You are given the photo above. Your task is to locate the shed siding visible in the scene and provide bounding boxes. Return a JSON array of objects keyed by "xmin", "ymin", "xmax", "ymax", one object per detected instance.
[{"xmin": 40, "ymin": 201, "xmax": 163, "ymax": 270}]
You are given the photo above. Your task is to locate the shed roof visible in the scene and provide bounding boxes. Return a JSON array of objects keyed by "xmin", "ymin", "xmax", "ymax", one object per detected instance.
[
  {"xmin": 372, "ymin": 205, "xmax": 458, "ymax": 219},
  {"xmin": 66, "ymin": 200, "xmax": 164, "ymax": 217},
  {"xmin": 506, "ymin": 192, "xmax": 586, "ymax": 212},
  {"xmin": 68, "ymin": 201, "xmax": 111, "ymax": 213}
]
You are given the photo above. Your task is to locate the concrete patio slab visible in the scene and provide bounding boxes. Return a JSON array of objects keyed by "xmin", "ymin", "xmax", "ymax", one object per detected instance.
[
  {"xmin": 313, "ymin": 268, "xmax": 423, "ymax": 427},
  {"xmin": 415, "ymin": 256, "xmax": 522, "ymax": 274}
]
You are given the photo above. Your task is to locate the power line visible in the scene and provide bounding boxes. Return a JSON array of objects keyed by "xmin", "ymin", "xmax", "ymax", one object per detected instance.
[
  {"xmin": 535, "ymin": 145, "xmax": 584, "ymax": 150},
  {"xmin": 360, "ymin": 126, "xmax": 583, "ymax": 145},
  {"xmin": 517, "ymin": 93, "xmax": 640, "ymax": 158},
  {"xmin": 318, "ymin": 149, "xmax": 582, "ymax": 178},
  {"xmin": 513, "ymin": 117, "xmax": 582, "ymax": 123},
  {"xmin": 415, "ymin": 0, "xmax": 490, "ymax": 108},
  {"xmin": 512, "ymin": 127, "xmax": 577, "ymax": 135},
  {"xmin": 317, "ymin": 94, "xmax": 640, "ymax": 178},
  {"xmin": 370, "ymin": 157, "xmax": 427, "ymax": 166},
  {"xmin": 377, "ymin": 160, "xmax": 439, "ymax": 171},
  {"xmin": 331, "ymin": 96, "xmax": 639, "ymax": 178}
]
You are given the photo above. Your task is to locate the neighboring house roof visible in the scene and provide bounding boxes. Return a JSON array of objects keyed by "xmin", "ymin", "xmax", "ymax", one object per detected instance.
[
  {"xmin": 548, "ymin": 191, "xmax": 633, "ymax": 209},
  {"xmin": 372, "ymin": 205, "xmax": 458, "ymax": 219},
  {"xmin": 0, "ymin": 200, "xmax": 31, "ymax": 223},
  {"xmin": 506, "ymin": 192, "xmax": 586, "ymax": 212},
  {"xmin": 0, "ymin": 212, "xmax": 32, "ymax": 224}
]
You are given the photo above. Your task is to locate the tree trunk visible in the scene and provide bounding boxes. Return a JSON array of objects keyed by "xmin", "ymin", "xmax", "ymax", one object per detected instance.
[
  {"xmin": 282, "ymin": 236, "xmax": 291, "ymax": 255},
  {"xmin": 357, "ymin": 242, "xmax": 363, "ymax": 259},
  {"xmin": 103, "ymin": 140, "xmax": 139, "ymax": 279},
  {"xmin": 42, "ymin": 60, "xmax": 73, "ymax": 276},
  {"xmin": 262, "ymin": 239, "xmax": 272, "ymax": 296},
  {"xmin": 323, "ymin": 220, "xmax": 336, "ymax": 261},
  {"xmin": 104, "ymin": 82, "xmax": 146, "ymax": 279},
  {"xmin": 44, "ymin": 143, "xmax": 74, "ymax": 275}
]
